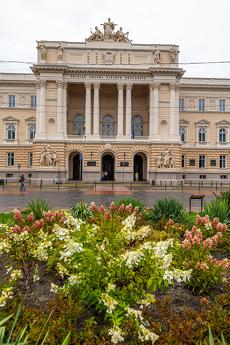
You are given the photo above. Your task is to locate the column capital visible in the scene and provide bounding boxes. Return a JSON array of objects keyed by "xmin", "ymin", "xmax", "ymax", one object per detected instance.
[
  {"xmin": 85, "ymin": 82, "xmax": 92, "ymax": 90},
  {"xmin": 169, "ymin": 82, "xmax": 177, "ymax": 90},
  {"xmin": 150, "ymin": 82, "xmax": 160, "ymax": 90},
  {"xmin": 126, "ymin": 83, "xmax": 133, "ymax": 90},
  {"xmin": 117, "ymin": 82, "xmax": 124, "ymax": 90},
  {"xmin": 62, "ymin": 81, "xmax": 67, "ymax": 89},
  {"xmin": 38, "ymin": 80, "xmax": 47, "ymax": 88},
  {"xmin": 56, "ymin": 80, "xmax": 64, "ymax": 88},
  {"xmin": 93, "ymin": 82, "xmax": 100, "ymax": 90}
]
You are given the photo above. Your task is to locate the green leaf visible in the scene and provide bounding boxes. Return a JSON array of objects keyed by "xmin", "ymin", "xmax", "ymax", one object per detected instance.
[{"xmin": 60, "ymin": 331, "xmax": 71, "ymax": 345}]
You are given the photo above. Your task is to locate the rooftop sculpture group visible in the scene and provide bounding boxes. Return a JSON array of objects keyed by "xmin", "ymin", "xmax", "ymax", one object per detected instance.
[{"xmin": 86, "ymin": 18, "xmax": 131, "ymax": 42}]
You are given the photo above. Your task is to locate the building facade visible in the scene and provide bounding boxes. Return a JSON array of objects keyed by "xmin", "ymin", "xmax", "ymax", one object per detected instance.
[{"xmin": 0, "ymin": 19, "xmax": 230, "ymax": 182}]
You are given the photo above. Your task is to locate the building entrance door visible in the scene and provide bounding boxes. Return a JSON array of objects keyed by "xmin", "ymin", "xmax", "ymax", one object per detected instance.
[
  {"xmin": 133, "ymin": 154, "xmax": 144, "ymax": 181},
  {"xmin": 73, "ymin": 153, "xmax": 82, "ymax": 180},
  {"xmin": 102, "ymin": 154, "xmax": 114, "ymax": 181}
]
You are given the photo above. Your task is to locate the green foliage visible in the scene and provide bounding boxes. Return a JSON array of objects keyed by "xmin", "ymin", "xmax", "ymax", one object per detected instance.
[
  {"xmin": 0, "ymin": 213, "xmax": 14, "ymax": 226},
  {"xmin": 201, "ymin": 326, "xmax": 227, "ymax": 345},
  {"xmin": 115, "ymin": 197, "xmax": 144, "ymax": 212},
  {"xmin": 204, "ymin": 199, "xmax": 230, "ymax": 224},
  {"xmin": 70, "ymin": 202, "xmax": 92, "ymax": 220},
  {"xmin": 149, "ymin": 198, "xmax": 186, "ymax": 223},
  {"xmin": 217, "ymin": 189, "xmax": 230, "ymax": 206},
  {"xmin": 25, "ymin": 199, "xmax": 50, "ymax": 220}
]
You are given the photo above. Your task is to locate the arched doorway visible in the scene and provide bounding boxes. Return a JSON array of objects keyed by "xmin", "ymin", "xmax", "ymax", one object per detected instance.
[
  {"xmin": 69, "ymin": 152, "xmax": 83, "ymax": 180},
  {"xmin": 101, "ymin": 153, "xmax": 115, "ymax": 181},
  {"xmin": 133, "ymin": 153, "xmax": 147, "ymax": 181}
]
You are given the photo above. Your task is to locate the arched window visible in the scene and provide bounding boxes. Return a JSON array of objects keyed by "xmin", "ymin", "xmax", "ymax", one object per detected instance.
[
  {"xmin": 102, "ymin": 115, "xmax": 115, "ymax": 136},
  {"xmin": 132, "ymin": 115, "xmax": 144, "ymax": 137},
  {"xmin": 6, "ymin": 124, "xmax": 16, "ymax": 140},
  {"xmin": 28, "ymin": 123, "xmax": 36, "ymax": 140},
  {"xmin": 219, "ymin": 128, "xmax": 226, "ymax": 143},
  {"xmin": 179, "ymin": 127, "xmax": 185, "ymax": 142},
  {"xmin": 198, "ymin": 127, "xmax": 206, "ymax": 142},
  {"xmin": 73, "ymin": 114, "xmax": 85, "ymax": 136}
]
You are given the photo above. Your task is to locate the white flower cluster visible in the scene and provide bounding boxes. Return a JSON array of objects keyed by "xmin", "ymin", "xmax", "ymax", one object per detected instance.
[
  {"xmin": 161, "ymin": 253, "xmax": 173, "ymax": 269},
  {"xmin": 122, "ymin": 250, "xmax": 144, "ymax": 269},
  {"xmin": 65, "ymin": 214, "xmax": 83, "ymax": 230},
  {"xmin": 138, "ymin": 324, "xmax": 159, "ymax": 344},
  {"xmin": 126, "ymin": 307, "xmax": 143, "ymax": 321},
  {"xmin": 107, "ymin": 283, "xmax": 116, "ymax": 292},
  {"xmin": 60, "ymin": 239, "xmax": 84, "ymax": 261},
  {"xmin": 163, "ymin": 268, "xmax": 192, "ymax": 284},
  {"xmin": 0, "ymin": 240, "xmax": 9, "ymax": 254},
  {"xmin": 108, "ymin": 326, "xmax": 125, "ymax": 344},
  {"xmin": 101, "ymin": 293, "xmax": 118, "ymax": 314},
  {"xmin": 0, "ymin": 287, "xmax": 14, "ymax": 308},
  {"xmin": 50, "ymin": 283, "xmax": 59, "ymax": 294},
  {"xmin": 140, "ymin": 241, "xmax": 154, "ymax": 251},
  {"xmin": 68, "ymin": 274, "xmax": 82, "ymax": 286},
  {"xmin": 153, "ymin": 239, "xmax": 174, "ymax": 259},
  {"xmin": 122, "ymin": 213, "xmax": 136, "ymax": 230},
  {"xmin": 122, "ymin": 225, "xmax": 152, "ymax": 242},
  {"xmin": 32, "ymin": 239, "xmax": 53, "ymax": 261},
  {"xmin": 56, "ymin": 263, "xmax": 69, "ymax": 278},
  {"xmin": 139, "ymin": 294, "xmax": 156, "ymax": 308},
  {"xmin": 53, "ymin": 225, "xmax": 71, "ymax": 240},
  {"xmin": 10, "ymin": 269, "xmax": 22, "ymax": 280}
]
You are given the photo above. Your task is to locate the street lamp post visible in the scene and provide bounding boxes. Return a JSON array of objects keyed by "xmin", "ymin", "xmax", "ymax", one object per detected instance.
[{"xmin": 123, "ymin": 152, "xmax": 126, "ymax": 182}]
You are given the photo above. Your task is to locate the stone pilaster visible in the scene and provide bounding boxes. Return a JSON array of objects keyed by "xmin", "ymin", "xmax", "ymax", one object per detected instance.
[
  {"xmin": 63, "ymin": 82, "xmax": 67, "ymax": 138},
  {"xmin": 93, "ymin": 82, "xmax": 100, "ymax": 137},
  {"xmin": 85, "ymin": 82, "xmax": 92, "ymax": 138},
  {"xmin": 125, "ymin": 83, "xmax": 132, "ymax": 139},
  {"xmin": 149, "ymin": 82, "xmax": 160, "ymax": 140},
  {"xmin": 117, "ymin": 82, "xmax": 124, "ymax": 138},
  {"xmin": 56, "ymin": 80, "xmax": 64, "ymax": 139},
  {"xmin": 36, "ymin": 80, "xmax": 46, "ymax": 140}
]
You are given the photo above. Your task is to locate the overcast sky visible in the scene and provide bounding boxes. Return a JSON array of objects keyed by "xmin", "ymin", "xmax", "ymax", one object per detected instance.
[{"xmin": 1, "ymin": 0, "xmax": 230, "ymax": 78}]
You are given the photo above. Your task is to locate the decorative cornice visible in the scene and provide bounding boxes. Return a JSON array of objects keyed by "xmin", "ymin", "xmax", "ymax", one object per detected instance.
[
  {"xmin": 25, "ymin": 116, "xmax": 36, "ymax": 122},
  {"xmin": 3, "ymin": 116, "xmax": 19, "ymax": 122}
]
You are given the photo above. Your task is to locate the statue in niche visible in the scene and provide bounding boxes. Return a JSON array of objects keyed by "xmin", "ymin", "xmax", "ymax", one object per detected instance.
[
  {"xmin": 38, "ymin": 41, "xmax": 47, "ymax": 60},
  {"xmin": 57, "ymin": 42, "xmax": 64, "ymax": 59},
  {"xmin": 114, "ymin": 27, "xmax": 131, "ymax": 42},
  {"xmin": 87, "ymin": 26, "xmax": 104, "ymax": 41},
  {"xmin": 157, "ymin": 146, "xmax": 174, "ymax": 168},
  {"xmin": 169, "ymin": 46, "xmax": 177, "ymax": 63},
  {"xmin": 153, "ymin": 48, "xmax": 160, "ymax": 64},
  {"xmin": 40, "ymin": 145, "xmax": 59, "ymax": 166}
]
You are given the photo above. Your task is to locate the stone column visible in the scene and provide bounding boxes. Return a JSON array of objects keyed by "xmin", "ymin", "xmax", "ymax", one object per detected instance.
[
  {"xmin": 38, "ymin": 80, "xmax": 46, "ymax": 140},
  {"xmin": 93, "ymin": 82, "xmax": 100, "ymax": 137},
  {"xmin": 117, "ymin": 83, "xmax": 124, "ymax": 138},
  {"xmin": 149, "ymin": 82, "xmax": 160, "ymax": 140},
  {"xmin": 35, "ymin": 81, "xmax": 41, "ymax": 140},
  {"xmin": 85, "ymin": 82, "xmax": 92, "ymax": 137},
  {"xmin": 125, "ymin": 83, "xmax": 132, "ymax": 138},
  {"xmin": 63, "ymin": 82, "xmax": 67, "ymax": 138},
  {"xmin": 169, "ymin": 82, "xmax": 179, "ymax": 141},
  {"xmin": 56, "ymin": 80, "xmax": 64, "ymax": 139}
]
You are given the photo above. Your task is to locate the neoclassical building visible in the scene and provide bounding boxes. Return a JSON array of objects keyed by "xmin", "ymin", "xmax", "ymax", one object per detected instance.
[{"xmin": 0, "ymin": 19, "xmax": 230, "ymax": 182}]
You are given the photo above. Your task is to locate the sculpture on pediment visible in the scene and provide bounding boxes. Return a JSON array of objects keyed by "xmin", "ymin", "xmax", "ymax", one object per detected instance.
[
  {"xmin": 86, "ymin": 19, "xmax": 131, "ymax": 42},
  {"xmin": 87, "ymin": 26, "xmax": 104, "ymax": 42},
  {"xmin": 153, "ymin": 48, "xmax": 160, "ymax": 64},
  {"xmin": 40, "ymin": 145, "xmax": 58, "ymax": 167},
  {"xmin": 101, "ymin": 52, "xmax": 116, "ymax": 64},
  {"xmin": 38, "ymin": 41, "xmax": 47, "ymax": 60},
  {"xmin": 57, "ymin": 42, "xmax": 64, "ymax": 59},
  {"xmin": 169, "ymin": 46, "xmax": 177, "ymax": 63},
  {"xmin": 157, "ymin": 146, "xmax": 174, "ymax": 168}
]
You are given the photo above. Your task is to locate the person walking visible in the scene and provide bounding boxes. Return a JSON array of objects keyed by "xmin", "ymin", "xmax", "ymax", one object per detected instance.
[{"xmin": 19, "ymin": 173, "xmax": 26, "ymax": 191}]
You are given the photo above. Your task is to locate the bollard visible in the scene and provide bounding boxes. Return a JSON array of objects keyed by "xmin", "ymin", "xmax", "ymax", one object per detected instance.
[
  {"xmin": 199, "ymin": 181, "xmax": 200, "ymax": 191},
  {"xmin": 164, "ymin": 181, "xmax": 167, "ymax": 190}
]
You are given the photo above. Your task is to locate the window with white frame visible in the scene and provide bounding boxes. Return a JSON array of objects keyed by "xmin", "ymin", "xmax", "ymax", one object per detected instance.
[
  {"xmin": 198, "ymin": 99, "xmax": 205, "ymax": 111},
  {"xmin": 219, "ymin": 99, "xmax": 225, "ymax": 112},
  {"xmin": 6, "ymin": 123, "xmax": 16, "ymax": 140},
  {"xmin": 7, "ymin": 152, "xmax": 14, "ymax": 166},
  {"xmin": 132, "ymin": 115, "xmax": 144, "ymax": 137},
  {"xmin": 198, "ymin": 127, "xmax": 206, "ymax": 142},
  {"xmin": 73, "ymin": 114, "xmax": 85, "ymax": 135},
  {"xmin": 102, "ymin": 114, "xmax": 116, "ymax": 136},
  {"xmin": 220, "ymin": 155, "xmax": 227, "ymax": 169},
  {"xmin": 199, "ymin": 155, "xmax": 206, "ymax": 168},
  {"xmin": 28, "ymin": 123, "xmax": 36, "ymax": 140},
  {"xmin": 179, "ymin": 126, "xmax": 186, "ymax": 142},
  {"xmin": 31, "ymin": 95, "xmax": 36, "ymax": 108},
  {"xmin": 8, "ymin": 95, "xmax": 16, "ymax": 108},
  {"xmin": 179, "ymin": 98, "xmax": 185, "ymax": 111},
  {"xmin": 219, "ymin": 127, "xmax": 227, "ymax": 143}
]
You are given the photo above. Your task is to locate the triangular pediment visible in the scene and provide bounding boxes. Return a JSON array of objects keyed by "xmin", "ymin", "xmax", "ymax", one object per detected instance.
[
  {"xmin": 25, "ymin": 116, "xmax": 36, "ymax": 122},
  {"xmin": 179, "ymin": 119, "xmax": 189, "ymax": 125},
  {"xmin": 195, "ymin": 119, "xmax": 210, "ymax": 125},
  {"xmin": 3, "ymin": 116, "xmax": 19, "ymax": 122},
  {"xmin": 216, "ymin": 120, "xmax": 230, "ymax": 126}
]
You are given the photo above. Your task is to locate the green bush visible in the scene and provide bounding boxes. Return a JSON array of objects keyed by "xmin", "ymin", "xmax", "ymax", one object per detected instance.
[
  {"xmin": 149, "ymin": 198, "xmax": 186, "ymax": 223},
  {"xmin": 25, "ymin": 199, "xmax": 50, "ymax": 220},
  {"xmin": 0, "ymin": 212, "xmax": 14, "ymax": 226},
  {"xmin": 217, "ymin": 189, "xmax": 230, "ymax": 206},
  {"xmin": 70, "ymin": 202, "xmax": 92, "ymax": 220},
  {"xmin": 115, "ymin": 197, "xmax": 144, "ymax": 212},
  {"xmin": 204, "ymin": 199, "xmax": 230, "ymax": 224}
]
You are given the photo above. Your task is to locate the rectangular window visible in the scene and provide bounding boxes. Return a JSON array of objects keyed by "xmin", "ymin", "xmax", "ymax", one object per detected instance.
[
  {"xmin": 198, "ymin": 99, "xmax": 205, "ymax": 111},
  {"xmin": 220, "ymin": 175, "xmax": 227, "ymax": 179},
  {"xmin": 220, "ymin": 155, "xmax": 226, "ymax": 169},
  {"xmin": 8, "ymin": 95, "xmax": 16, "ymax": 108},
  {"xmin": 199, "ymin": 155, "xmax": 206, "ymax": 168},
  {"xmin": 182, "ymin": 155, "xmax": 185, "ymax": 168},
  {"xmin": 199, "ymin": 175, "xmax": 207, "ymax": 179},
  {"xmin": 31, "ymin": 95, "xmax": 36, "ymax": 108},
  {"xmin": 210, "ymin": 159, "xmax": 216, "ymax": 166},
  {"xmin": 7, "ymin": 152, "xmax": 14, "ymax": 166},
  {"xmin": 28, "ymin": 153, "xmax": 33, "ymax": 167},
  {"xmin": 6, "ymin": 173, "xmax": 13, "ymax": 178},
  {"xmin": 219, "ymin": 99, "xmax": 225, "ymax": 112},
  {"xmin": 179, "ymin": 98, "xmax": 185, "ymax": 111},
  {"xmin": 189, "ymin": 159, "xmax": 196, "ymax": 166},
  {"xmin": 28, "ymin": 173, "xmax": 32, "ymax": 178}
]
